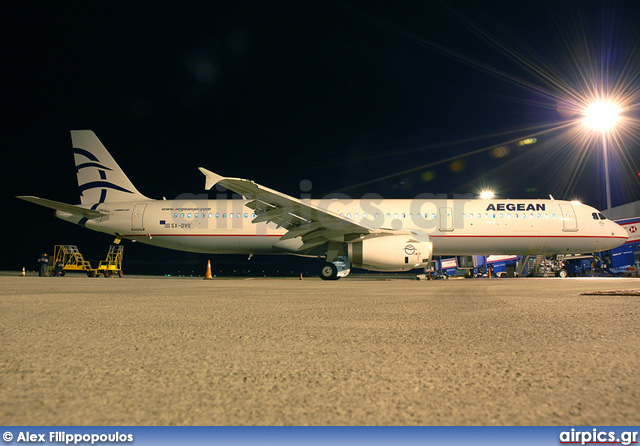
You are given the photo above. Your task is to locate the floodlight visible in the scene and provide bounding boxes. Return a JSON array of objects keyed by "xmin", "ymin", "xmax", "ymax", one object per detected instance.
[{"xmin": 583, "ymin": 101, "xmax": 621, "ymax": 131}]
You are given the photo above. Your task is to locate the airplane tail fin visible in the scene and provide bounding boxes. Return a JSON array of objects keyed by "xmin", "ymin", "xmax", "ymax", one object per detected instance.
[{"xmin": 71, "ymin": 130, "xmax": 149, "ymax": 205}]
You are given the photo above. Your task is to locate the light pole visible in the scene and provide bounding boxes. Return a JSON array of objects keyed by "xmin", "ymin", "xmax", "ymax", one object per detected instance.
[
  {"xmin": 602, "ymin": 131, "xmax": 611, "ymax": 216},
  {"xmin": 583, "ymin": 100, "xmax": 621, "ymax": 217}
]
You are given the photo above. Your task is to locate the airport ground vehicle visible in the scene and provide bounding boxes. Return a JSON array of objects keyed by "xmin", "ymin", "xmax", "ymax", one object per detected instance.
[
  {"xmin": 49, "ymin": 244, "xmax": 124, "ymax": 277},
  {"xmin": 434, "ymin": 255, "xmax": 520, "ymax": 278},
  {"xmin": 432, "ymin": 237, "xmax": 640, "ymax": 279}
]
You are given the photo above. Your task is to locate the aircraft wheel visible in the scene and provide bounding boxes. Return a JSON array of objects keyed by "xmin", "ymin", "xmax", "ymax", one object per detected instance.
[
  {"xmin": 556, "ymin": 269, "xmax": 568, "ymax": 278},
  {"xmin": 319, "ymin": 262, "xmax": 339, "ymax": 281}
]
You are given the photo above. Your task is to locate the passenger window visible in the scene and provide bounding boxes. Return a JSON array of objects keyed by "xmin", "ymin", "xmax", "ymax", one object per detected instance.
[
  {"xmin": 174, "ymin": 213, "xmax": 178, "ymax": 218},
  {"xmin": 402, "ymin": 213, "xmax": 406, "ymax": 218},
  {"xmin": 215, "ymin": 213, "xmax": 219, "ymax": 218},
  {"xmin": 387, "ymin": 213, "xmax": 391, "ymax": 219},
  {"xmin": 222, "ymin": 213, "xmax": 226, "ymax": 218},
  {"xmin": 194, "ymin": 213, "xmax": 198, "ymax": 218},
  {"xmin": 552, "ymin": 214, "xmax": 556, "ymax": 219},
  {"xmin": 181, "ymin": 213, "xmax": 185, "ymax": 218}
]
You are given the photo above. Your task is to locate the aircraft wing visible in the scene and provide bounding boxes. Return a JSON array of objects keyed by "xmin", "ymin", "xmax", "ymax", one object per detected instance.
[
  {"xmin": 198, "ymin": 168, "xmax": 374, "ymax": 250},
  {"xmin": 17, "ymin": 196, "xmax": 108, "ymax": 219}
]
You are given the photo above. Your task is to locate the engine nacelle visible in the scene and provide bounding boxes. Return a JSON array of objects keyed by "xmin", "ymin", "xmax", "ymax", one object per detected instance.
[{"xmin": 348, "ymin": 234, "xmax": 433, "ymax": 271}]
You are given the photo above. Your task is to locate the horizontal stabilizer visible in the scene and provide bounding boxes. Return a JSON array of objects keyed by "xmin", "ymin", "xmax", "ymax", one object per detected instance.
[{"xmin": 17, "ymin": 196, "xmax": 108, "ymax": 219}]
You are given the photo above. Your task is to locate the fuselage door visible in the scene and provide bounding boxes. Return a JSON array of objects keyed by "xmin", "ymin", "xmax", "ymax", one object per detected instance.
[
  {"xmin": 439, "ymin": 207, "xmax": 454, "ymax": 232},
  {"xmin": 559, "ymin": 204, "xmax": 578, "ymax": 232},
  {"xmin": 132, "ymin": 203, "xmax": 147, "ymax": 231}
]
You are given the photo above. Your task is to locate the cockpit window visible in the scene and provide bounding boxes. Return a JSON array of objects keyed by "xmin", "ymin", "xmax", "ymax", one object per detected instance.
[
  {"xmin": 592, "ymin": 212, "xmax": 608, "ymax": 220},
  {"xmin": 598, "ymin": 213, "xmax": 607, "ymax": 220},
  {"xmin": 592, "ymin": 213, "xmax": 599, "ymax": 220}
]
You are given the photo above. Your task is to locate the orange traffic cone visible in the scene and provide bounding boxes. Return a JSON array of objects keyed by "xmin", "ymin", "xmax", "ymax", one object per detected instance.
[
  {"xmin": 21, "ymin": 267, "xmax": 26, "ymax": 277},
  {"xmin": 299, "ymin": 272, "xmax": 303, "ymax": 280},
  {"xmin": 204, "ymin": 260, "xmax": 213, "ymax": 280}
]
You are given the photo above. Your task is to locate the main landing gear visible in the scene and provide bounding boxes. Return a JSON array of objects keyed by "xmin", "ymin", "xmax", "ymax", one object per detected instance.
[
  {"xmin": 318, "ymin": 256, "xmax": 351, "ymax": 281},
  {"xmin": 319, "ymin": 262, "xmax": 338, "ymax": 280}
]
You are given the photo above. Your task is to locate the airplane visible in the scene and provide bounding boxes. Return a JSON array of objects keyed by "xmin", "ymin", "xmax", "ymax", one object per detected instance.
[{"xmin": 18, "ymin": 130, "xmax": 628, "ymax": 280}]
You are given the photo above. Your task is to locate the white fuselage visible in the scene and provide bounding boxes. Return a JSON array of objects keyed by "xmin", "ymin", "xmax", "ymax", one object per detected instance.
[{"xmin": 56, "ymin": 198, "xmax": 628, "ymax": 256}]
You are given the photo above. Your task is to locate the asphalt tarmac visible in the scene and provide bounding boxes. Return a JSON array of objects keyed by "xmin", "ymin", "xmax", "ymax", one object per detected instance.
[{"xmin": 1, "ymin": 275, "xmax": 639, "ymax": 426}]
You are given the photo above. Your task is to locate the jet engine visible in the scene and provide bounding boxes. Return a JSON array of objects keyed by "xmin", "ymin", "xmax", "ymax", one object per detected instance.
[{"xmin": 348, "ymin": 234, "xmax": 433, "ymax": 271}]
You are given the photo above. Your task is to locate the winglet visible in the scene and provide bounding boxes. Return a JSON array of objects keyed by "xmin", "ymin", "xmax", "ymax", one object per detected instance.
[{"xmin": 198, "ymin": 167, "xmax": 225, "ymax": 191}]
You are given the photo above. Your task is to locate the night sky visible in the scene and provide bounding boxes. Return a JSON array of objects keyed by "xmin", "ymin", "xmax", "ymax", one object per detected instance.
[{"xmin": 3, "ymin": 1, "xmax": 640, "ymax": 275}]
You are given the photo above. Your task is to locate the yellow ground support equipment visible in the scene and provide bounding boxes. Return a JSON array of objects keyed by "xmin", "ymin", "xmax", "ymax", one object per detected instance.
[
  {"xmin": 51, "ymin": 245, "xmax": 124, "ymax": 277},
  {"xmin": 96, "ymin": 245, "xmax": 124, "ymax": 277}
]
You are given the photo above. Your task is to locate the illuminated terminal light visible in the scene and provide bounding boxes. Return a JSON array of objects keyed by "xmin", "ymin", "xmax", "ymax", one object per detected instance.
[
  {"xmin": 583, "ymin": 101, "xmax": 621, "ymax": 131},
  {"xmin": 517, "ymin": 138, "xmax": 537, "ymax": 146},
  {"xmin": 480, "ymin": 190, "xmax": 495, "ymax": 199}
]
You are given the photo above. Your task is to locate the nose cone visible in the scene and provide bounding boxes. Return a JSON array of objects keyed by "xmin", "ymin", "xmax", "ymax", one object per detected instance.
[{"xmin": 608, "ymin": 221, "xmax": 629, "ymax": 249}]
